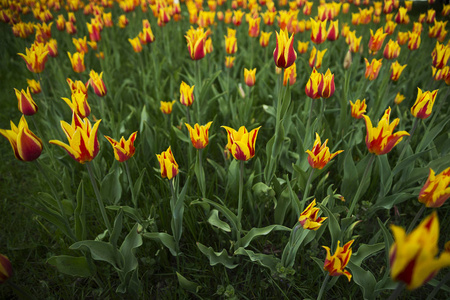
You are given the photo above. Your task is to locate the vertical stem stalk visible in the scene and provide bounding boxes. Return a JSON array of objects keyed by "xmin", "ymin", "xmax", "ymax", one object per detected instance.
[
  {"xmin": 86, "ymin": 162, "xmax": 112, "ymax": 233},
  {"xmin": 317, "ymin": 273, "xmax": 330, "ymax": 300},
  {"xmin": 387, "ymin": 282, "xmax": 405, "ymax": 300},
  {"xmin": 301, "ymin": 168, "xmax": 315, "ymax": 211},
  {"xmin": 406, "ymin": 205, "xmax": 425, "ymax": 234},
  {"xmin": 124, "ymin": 161, "xmax": 136, "ymax": 208},
  {"xmin": 236, "ymin": 160, "xmax": 245, "ymax": 249}
]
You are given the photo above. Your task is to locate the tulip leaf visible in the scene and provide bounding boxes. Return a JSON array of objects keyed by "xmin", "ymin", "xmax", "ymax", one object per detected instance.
[
  {"xmin": 172, "ymin": 125, "xmax": 190, "ymax": 143},
  {"xmin": 207, "ymin": 209, "xmax": 231, "ymax": 232},
  {"xmin": 47, "ymin": 255, "xmax": 93, "ymax": 278},
  {"xmin": 120, "ymin": 223, "xmax": 142, "ymax": 274},
  {"xmin": 199, "ymin": 70, "xmax": 221, "ymax": 105},
  {"xmin": 139, "ymin": 105, "xmax": 149, "ymax": 134},
  {"xmin": 132, "ymin": 168, "xmax": 146, "ymax": 208},
  {"xmin": 274, "ymin": 187, "xmax": 291, "ymax": 225},
  {"xmin": 318, "ymin": 204, "xmax": 340, "ymax": 251},
  {"xmin": 369, "ymin": 193, "xmax": 413, "ymax": 215},
  {"xmin": 207, "ymin": 158, "xmax": 226, "ymax": 182},
  {"xmin": 351, "ymin": 243, "xmax": 384, "ymax": 267},
  {"xmin": 416, "ymin": 118, "xmax": 450, "ymax": 152},
  {"xmin": 75, "ymin": 180, "xmax": 87, "ymax": 241},
  {"xmin": 377, "ymin": 155, "xmax": 392, "ymax": 197},
  {"xmin": 70, "ymin": 240, "xmax": 122, "ymax": 269},
  {"xmin": 239, "ymin": 224, "xmax": 291, "ymax": 248},
  {"xmin": 191, "ymin": 197, "xmax": 238, "ymax": 232},
  {"xmin": 196, "ymin": 242, "xmax": 238, "ymax": 269},
  {"xmin": 37, "ymin": 192, "xmax": 73, "ymax": 216},
  {"xmin": 171, "ymin": 178, "xmax": 189, "ymax": 246},
  {"xmin": 100, "ymin": 166, "xmax": 122, "ymax": 205},
  {"xmin": 110, "ymin": 209, "xmax": 123, "ymax": 248},
  {"xmin": 143, "ymin": 232, "xmax": 177, "ymax": 256},
  {"xmin": 347, "ymin": 261, "xmax": 377, "ymax": 300},
  {"xmin": 341, "ymin": 151, "xmax": 358, "ymax": 200},
  {"xmin": 176, "ymin": 272, "xmax": 201, "ymax": 294},
  {"xmin": 234, "ymin": 247, "xmax": 280, "ymax": 274},
  {"xmin": 106, "ymin": 205, "xmax": 143, "ymax": 223}
]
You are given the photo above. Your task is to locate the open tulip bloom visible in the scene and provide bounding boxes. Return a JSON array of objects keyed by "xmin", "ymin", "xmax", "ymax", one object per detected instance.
[{"xmin": 222, "ymin": 125, "xmax": 261, "ymax": 161}]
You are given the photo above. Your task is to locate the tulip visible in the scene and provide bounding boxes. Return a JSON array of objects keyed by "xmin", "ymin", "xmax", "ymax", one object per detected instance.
[
  {"xmin": 363, "ymin": 107, "xmax": 409, "ymax": 155},
  {"xmin": 310, "ymin": 18, "xmax": 327, "ymax": 44},
  {"xmin": 73, "ymin": 36, "xmax": 88, "ymax": 53},
  {"xmin": 0, "ymin": 254, "xmax": 13, "ymax": 283},
  {"xmin": 221, "ymin": 125, "xmax": 261, "ymax": 161},
  {"xmin": 88, "ymin": 70, "xmax": 107, "ymax": 97},
  {"xmin": 259, "ymin": 31, "xmax": 272, "ymax": 47},
  {"xmin": 394, "ymin": 93, "xmax": 405, "ymax": 105},
  {"xmin": 413, "ymin": 22, "xmax": 423, "ymax": 35},
  {"xmin": 394, "ymin": 7, "xmax": 409, "ymax": 24},
  {"xmin": 0, "ymin": 115, "xmax": 43, "ymax": 162},
  {"xmin": 262, "ymin": 11, "xmax": 276, "ymax": 25},
  {"xmin": 383, "ymin": 40, "xmax": 400, "ymax": 59},
  {"xmin": 56, "ymin": 14, "xmax": 65, "ymax": 31},
  {"xmin": 368, "ymin": 28, "xmax": 387, "ymax": 55},
  {"xmin": 103, "ymin": 12, "xmax": 113, "ymax": 27},
  {"xmin": 18, "ymin": 42, "xmax": 49, "ymax": 73},
  {"xmin": 384, "ymin": 21, "xmax": 397, "ymax": 35},
  {"xmin": 160, "ymin": 100, "xmax": 176, "ymax": 114},
  {"xmin": 62, "ymin": 90, "xmax": 91, "ymax": 119},
  {"xmin": 232, "ymin": 9, "xmax": 244, "ymax": 26},
  {"xmin": 431, "ymin": 42, "xmax": 450, "ymax": 69},
  {"xmin": 343, "ymin": 50, "xmax": 352, "ymax": 69},
  {"xmin": 141, "ymin": 22, "xmax": 155, "ymax": 44},
  {"xmin": 397, "ymin": 31, "xmax": 409, "ymax": 45},
  {"xmin": 47, "ymin": 39, "xmax": 58, "ymax": 57},
  {"xmin": 321, "ymin": 69, "xmax": 335, "ymax": 98},
  {"xmin": 225, "ymin": 35, "xmax": 238, "ymax": 54},
  {"xmin": 426, "ymin": 9, "xmax": 436, "ymax": 24},
  {"xmin": 244, "ymin": 68, "xmax": 256, "ymax": 87},
  {"xmin": 305, "ymin": 68, "xmax": 322, "ymax": 99},
  {"xmin": 407, "ymin": 31, "xmax": 421, "ymax": 51},
  {"xmin": 87, "ymin": 20, "xmax": 102, "ymax": 42},
  {"xmin": 297, "ymin": 41, "xmax": 309, "ymax": 54},
  {"xmin": 14, "ymin": 87, "xmax": 38, "ymax": 116},
  {"xmin": 283, "ymin": 63, "xmax": 297, "ymax": 86},
  {"xmin": 180, "ymin": 81, "xmax": 195, "ymax": 106},
  {"xmin": 118, "ymin": 15, "xmax": 129, "ymax": 28},
  {"xmin": 418, "ymin": 167, "xmax": 450, "ymax": 208},
  {"xmin": 390, "ymin": 61, "xmax": 407, "ymax": 82},
  {"xmin": 67, "ymin": 78, "xmax": 88, "ymax": 95},
  {"xmin": 346, "ymin": 31, "xmax": 362, "ymax": 54},
  {"xmin": 309, "ymin": 47, "xmax": 327, "ymax": 69},
  {"xmin": 128, "ymin": 37, "xmax": 143, "ymax": 53},
  {"xmin": 49, "ymin": 113, "xmax": 101, "ymax": 164},
  {"xmin": 364, "ymin": 58, "xmax": 383, "ymax": 81},
  {"xmin": 306, "ymin": 133, "xmax": 343, "ymax": 170},
  {"xmin": 323, "ymin": 240, "xmax": 354, "ymax": 281},
  {"xmin": 27, "ymin": 79, "xmax": 41, "ymax": 94},
  {"xmin": 432, "ymin": 66, "xmax": 447, "ymax": 81},
  {"xmin": 273, "ymin": 29, "xmax": 297, "ymax": 69},
  {"xmin": 443, "ymin": 4, "xmax": 450, "ymax": 17},
  {"xmin": 411, "ymin": 88, "xmax": 438, "ymax": 119},
  {"xmin": 185, "ymin": 26, "xmax": 206, "ymax": 60},
  {"xmin": 156, "ymin": 146, "xmax": 179, "ymax": 180},
  {"xmin": 349, "ymin": 99, "xmax": 367, "ymax": 119},
  {"xmin": 248, "ymin": 17, "xmax": 260, "ymax": 37},
  {"xmin": 185, "ymin": 122, "xmax": 213, "ymax": 149},
  {"xmin": 299, "ymin": 199, "xmax": 327, "ymax": 231},
  {"xmin": 390, "ymin": 211, "xmax": 450, "ymax": 290},
  {"xmin": 65, "ymin": 21, "xmax": 77, "ymax": 35},
  {"xmin": 225, "ymin": 56, "xmax": 235, "ymax": 68},
  {"xmin": 67, "ymin": 51, "xmax": 86, "ymax": 73},
  {"xmin": 303, "ymin": 1, "xmax": 313, "ymax": 15},
  {"xmin": 327, "ymin": 20, "xmax": 339, "ymax": 41},
  {"xmin": 104, "ymin": 132, "xmax": 138, "ymax": 162}
]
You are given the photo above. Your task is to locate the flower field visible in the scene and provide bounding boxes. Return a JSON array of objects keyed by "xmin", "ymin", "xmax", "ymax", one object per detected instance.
[{"xmin": 1, "ymin": 0, "xmax": 450, "ymax": 298}]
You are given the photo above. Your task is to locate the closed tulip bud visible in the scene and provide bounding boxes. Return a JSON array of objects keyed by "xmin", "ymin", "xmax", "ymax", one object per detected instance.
[
  {"xmin": 321, "ymin": 69, "xmax": 335, "ymax": 98},
  {"xmin": 156, "ymin": 146, "xmax": 179, "ymax": 180},
  {"xmin": 432, "ymin": 42, "xmax": 450, "ymax": 69},
  {"xmin": 118, "ymin": 15, "xmax": 129, "ymax": 28},
  {"xmin": 305, "ymin": 68, "xmax": 322, "ymax": 99},
  {"xmin": 104, "ymin": 132, "xmax": 138, "ymax": 162},
  {"xmin": 390, "ymin": 212, "xmax": 450, "ymax": 290},
  {"xmin": 47, "ymin": 39, "xmax": 58, "ymax": 57},
  {"xmin": 185, "ymin": 26, "xmax": 206, "ymax": 60},
  {"xmin": 283, "ymin": 62, "xmax": 297, "ymax": 86},
  {"xmin": 383, "ymin": 40, "xmax": 400, "ymax": 59},
  {"xmin": 14, "ymin": 88, "xmax": 38, "ymax": 116},
  {"xmin": 408, "ymin": 31, "xmax": 421, "ymax": 51},
  {"xmin": 394, "ymin": 92, "xmax": 405, "ymax": 105},
  {"xmin": 306, "ymin": 133, "xmax": 343, "ymax": 169},
  {"xmin": 349, "ymin": 99, "xmax": 366, "ymax": 119},
  {"xmin": 0, "ymin": 254, "xmax": 13, "ymax": 284},
  {"xmin": 185, "ymin": 122, "xmax": 213, "ymax": 149},
  {"xmin": 418, "ymin": 167, "xmax": 450, "ymax": 208},
  {"xmin": 397, "ymin": 31, "xmax": 409, "ymax": 46},
  {"xmin": 244, "ymin": 68, "xmax": 256, "ymax": 87},
  {"xmin": 103, "ymin": 12, "xmax": 113, "ymax": 27},
  {"xmin": 88, "ymin": 70, "xmax": 107, "ymax": 97},
  {"xmin": 232, "ymin": 10, "xmax": 244, "ymax": 26},
  {"xmin": 273, "ymin": 29, "xmax": 297, "ymax": 69},
  {"xmin": 384, "ymin": 21, "xmax": 397, "ymax": 35},
  {"xmin": 160, "ymin": 100, "xmax": 176, "ymax": 115},
  {"xmin": 323, "ymin": 240, "xmax": 354, "ymax": 281},
  {"xmin": 443, "ymin": 4, "xmax": 450, "ymax": 17},
  {"xmin": 67, "ymin": 51, "xmax": 85, "ymax": 73},
  {"xmin": 426, "ymin": 9, "xmax": 436, "ymax": 24},
  {"xmin": 56, "ymin": 14, "xmax": 65, "ymax": 31},
  {"xmin": 222, "ymin": 125, "xmax": 261, "ymax": 161},
  {"xmin": 303, "ymin": 1, "xmax": 313, "ymax": 15},
  {"xmin": 259, "ymin": 31, "xmax": 272, "ymax": 47},
  {"xmin": 225, "ymin": 56, "xmax": 235, "ymax": 68},
  {"xmin": 27, "ymin": 79, "xmax": 41, "ymax": 94},
  {"xmin": 343, "ymin": 50, "xmax": 352, "ymax": 69},
  {"xmin": 87, "ymin": 20, "xmax": 102, "ymax": 42},
  {"xmin": 394, "ymin": 7, "xmax": 409, "ymax": 24},
  {"xmin": 363, "ymin": 107, "xmax": 409, "ymax": 155},
  {"xmin": 180, "ymin": 81, "xmax": 195, "ymax": 106},
  {"xmin": 299, "ymin": 199, "xmax": 327, "ymax": 230},
  {"xmin": 248, "ymin": 17, "xmax": 260, "ymax": 37},
  {"xmin": 65, "ymin": 21, "xmax": 77, "ymax": 35},
  {"xmin": 411, "ymin": 88, "xmax": 438, "ymax": 119},
  {"xmin": 364, "ymin": 58, "xmax": 383, "ymax": 81},
  {"xmin": 0, "ymin": 115, "xmax": 43, "ymax": 161}
]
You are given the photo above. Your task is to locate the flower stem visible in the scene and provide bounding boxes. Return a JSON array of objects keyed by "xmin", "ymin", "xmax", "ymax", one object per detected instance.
[
  {"xmin": 186, "ymin": 106, "xmax": 191, "ymax": 125},
  {"xmin": 397, "ymin": 117, "xmax": 419, "ymax": 164},
  {"xmin": 301, "ymin": 168, "xmax": 315, "ymax": 211},
  {"xmin": 387, "ymin": 282, "xmax": 405, "ymax": 300},
  {"xmin": 317, "ymin": 273, "xmax": 330, "ymax": 300},
  {"xmin": 406, "ymin": 205, "xmax": 425, "ymax": 234},
  {"xmin": 169, "ymin": 179, "xmax": 180, "ymax": 259},
  {"xmin": 124, "ymin": 161, "xmax": 137, "ymax": 208},
  {"xmin": 196, "ymin": 60, "xmax": 202, "ymax": 123},
  {"xmin": 86, "ymin": 162, "xmax": 112, "ymax": 233},
  {"xmin": 236, "ymin": 160, "xmax": 245, "ymax": 249},
  {"xmin": 346, "ymin": 154, "xmax": 376, "ymax": 218}
]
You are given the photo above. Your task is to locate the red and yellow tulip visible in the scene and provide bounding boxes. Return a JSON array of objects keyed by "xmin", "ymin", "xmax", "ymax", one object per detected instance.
[
  {"xmin": 383, "ymin": 40, "xmax": 400, "ymax": 59},
  {"xmin": 390, "ymin": 61, "xmax": 407, "ymax": 81},
  {"xmin": 299, "ymin": 199, "xmax": 327, "ymax": 231},
  {"xmin": 283, "ymin": 63, "xmax": 297, "ymax": 86},
  {"xmin": 104, "ymin": 132, "xmax": 138, "ymax": 162},
  {"xmin": 160, "ymin": 100, "xmax": 176, "ymax": 115},
  {"xmin": 323, "ymin": 240, "xmax": 354, "ymax": 281},
  {"xmin": 185, "ymin": 26, "xmax": 207, "ymax": 60},
  {"xmin": 0, "ymin": 253, "xmax": 13, "ymax": 284},
  {"xmin": 244, "ymin": 68, "xmax": 256, "ymax": 87},
  {"xmin": 273, "ymin": 29, "xmax": 297, "ymax": 69},
  {"xmin": 185, "ymin": 122, "xmax": 213, "ymax": 149},
  {"xmin": 88, "ymin": 70, "xmax": 107, "ymax": 97},
  {"xmin": 68, "ymin": 51, "xmax": 86, "ymax": 73},
  {"xmin": 349, "ymin": 99, "xmax": 367, "ymax": 119},
  {"xmin": 364, "ymin": 58, "xmax": 383, "ymax": 81},
  {"xmin": 310, "ymin": 18, "xmax": 327, "ymax": 44},
  {"xmin": 418, "ymin": 167, "xmax": 450, "ymax": 208},
  {"xmin": 259, "ymin": 31, "xmax": 272, "ymax": 47},
  {"xmin": 156, "ymin": 146, "xmax": 179, "ymax": 180},
  {"xmin": 368, "ymin": 28, "xmax": 388, "ymax": 55},
  {"xmin": 411, "ymin": 88, "xmax": 438, "ymax": 119},
  {"xmin": 306, "ymin": 133, "xmax": 343, "ymax": 170},
  {"xmin": 309, "ymin": 47, "xmax": 327, "ymax": 69},
  {"xmin": 128, "ymin": 37, "xmax": 143, "ymax": 53},
  {"xmin": 14, "ymin": 88, "xmax": 38, "ymax": 116},
  {"xmin": 18, "ymin": 42, "xmax": 49, "ymax": 73},
  {"xmin": 27, "ymin": 79, "xmax": 41, "ymax": 94},
  {"xmin": 180, "ymin": 81, "xmax": 195, "ymax": 107},
  {"xmin": 222, "ymin": 125, "xmax": 261, "ymax": 161}
]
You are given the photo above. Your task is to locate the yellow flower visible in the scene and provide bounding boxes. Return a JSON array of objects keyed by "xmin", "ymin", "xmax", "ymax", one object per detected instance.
[
  {"xmin": 180, "ymin": 81, "xmax": 194, "ymax": 107},
  {"xmin": 390, "ymin": 61, "xmax": 407, "ymax": 82},
  {"xmin": 299, "ymin": 199, "xmax": 327, "ymax": 231},
  {"xmin": 160, "ymin": 100, "xmax": 176, "ymax": 114},
  {"xmin": 306, "ymin": 133, "xmax": 343, "ymax": 170},
  {"xmin": 390, "ymin": 211, "xmax": 450, "ymax": 290},
  {"xmin": 418, "ymin": 167, "xmax": 450, "ymax": 208},
  {"xmin": 323, "ymin": 240, "xmax": 354, "ymax": 281},
  {"xmin": 244, "ymin": 68, "xmax": 256, "ymax": 87},
  {"xmin": 368, "ymin": 27, "xmax": 388, "ymax": 55},
  {"xmin": 383, "ymin": 39, "xmax": 400, "ymax": 59},
  {"xmin": 221, "ymin": 125, "xmax": 261, "ymax": 161},
  {"xmin": 273, "ymin": 29, "xmax": 297, "ymax": 69},
  {"xmin": 14, "ymin": 88, "xmax": 38, "ymax": 116},
  {"xmin": 185, "ymin": 26, "xmax": 206, "ymax": 60},
  {"xmin": 0, "ymin": 115, "xmax": 43, "ymax": 162},
  {"xmin": 364, "ymin": 58, "xmax": 383, "ymax": 81},
  {"xmin": 67, "ymin": 51, "xmax": 86, "ymax": 73},
  {"xmin": 310, "ymin": 18, "xmax": 327, "ymax": 44},
  {"xmin": 283, "ymin": 63, "xmax": 297, "ymax": 86},
  {"xmin": 88, "ymin": 70, "xmax": 107, "ymax": 97},
  {"xmin": 62, "ymin": 90, "xmax": 91, "ymax": 118},
  {"xmin": 259, "ymin": 31, "xmax": 272, "ymax": 47},
  {"xmin": 0, "ymin": 253, "xmax": 13, "ymax": 284},
  {"xmin": 27, "ymin": 79, "xmax": 41, "ymax": 94},
  {"xmin": 128, "ymin": 37, "xmax": 143, "ymax": 53},
  {"xmin": 349, "ymin": 99, "xmax": 367, "ymax": 119},
  {"xmin": 308, "ymin": 46, "xmax": 327, "ymax": 69},
  {"xmin": 104, "ymin": 132, "xmax": 138, "ymax": 162},
  {"xmin": 185, "ymin": 122, "xmax": 213, "ymax": 149},
  {"xmin": 297, "ymin": 41, "xmax": 309, "ymax": 54},
  {"xmin": 224, "ymin": 34, "xmax": 238, "ymax": 54},
  {"xmin": 18, "ymin": 42, "xmax": 49, "ymax": 73},
  {"xmin": 49, "ymin": 113, "xmax": 101, "ymax": 164},
  {"xmin": 411, "ymin": 88, "xmax": 438, "ymax": 119},
  {"xmin": 156, "ymin": 146, "xmax": 179, "ymax": 180},
  {"xmin": 394, "ymin": 93, "xmax": 405, "ymax": 105},
  {"xmin": 363, "ymin": 107, "xmax": 409, "ymax": 155},
  {"xmin": 225, "ymin": 56, "xmax": 235, "ymax": 68}
]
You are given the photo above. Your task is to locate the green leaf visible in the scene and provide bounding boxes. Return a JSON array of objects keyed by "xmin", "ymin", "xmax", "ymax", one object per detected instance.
[
  {"xmin": 417, "ymin": 118, "xmax": 450, "ymax": 152},
  {"xmin": 47, "ymin": 255, "xmax": 92, "ymax": 277},
  {"xmin": 100, "ymin": 166, "xmax": 122, "ymax": 205},
  {"xmin": 176, "ymin": 272, "xmax": 201, "ymax": 294},
  {"xmin": 140, "ymin": 105, "xmax": 149, "ymax": 133},
  {"xmin": 75, "ymin": 180, "xmax": 86, "ymax": 241},
  {"xmin": 341, "ymin": 152, "xmax": 358, "ymax": 200},
  {"xmin": 234, "ymin": 247, "xmax": 280, "ymax": 273},
  {"xmin": 143, "ymin": 232, "xmax": 177, "ymax": 256},
  {"xmin": 207, "ymin": 158, "xmax": 226, "ymax": 182},
  {"xmin": 110, "ymin": 209, "xmax": 123, "ymax": 248},
  {"xmin": 351, "ymin": 243, "xmax": 384, "ymax": 267},
  {"xmin": 239, "ymin": 225, "xmax": 290, "ymax": 248},
  {"xmin": 172, "ymin": 125, "xmax": 190, "ymax": 143},
  {"xmin": 347, "ymin": 262, "xmax": 377, "ymax": 300},
  {"xmin": 207, "ymin": 209, "xmax": 231, "ymax": 232},
  {"xmin": 191, "ymin": 198, "xmax": 238, "ymax": 232},
  {"xmin": 106, "ymin": 205, "xmax": 143, "ymax": 222},
  {"xmin": 132, "ymin": 168, "xmax": 146, "ymax": 207},
  {"xmin": 23, "ymin": 203, "xmax": 72, "ymax": 240},
  {"xmin": 377, "ymin": 155, "xmax": 392, "ymax": 197},
  {"xmin": 318, "ymin": 204, "xmax": 341, "ymax": 250},
  {"xmin": 70, "ymin": 240, "xmax": 122, "ymax": 269},
  {"xmin": 120, "ymin": 223, "xmax": 142, "ymax": 274},
  {"xmin": 274, "ymin": 188, "xmax": 291, "ymax": 225},
  {"xmin": 196, "ymin": 242, "xmax": 238, "ymax": 269}
]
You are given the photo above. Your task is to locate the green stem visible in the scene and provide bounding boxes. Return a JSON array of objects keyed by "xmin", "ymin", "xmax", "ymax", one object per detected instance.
[
  {"xmin": 427, "ymin": 271, "xmax": 450, "ymax": 300},
  {"xmin": 186, "ymin": 106, "xmax": 191, "ymax": 125},
  {"xmin": 198, "ymin": 149, "xmax": 206, "ymax": 198},
  {"xmin": 306, "ymin": 98, "xmax": 315, "ymax": 138},
  {"xmin": 301, "ymin": 168, "xmax": 315, "ymax": 211},
  {"xmin": 406, "ymin": 205, "xmax": 425, "ymax": 234},
  {"xmin": 346, "ymin": 154, "xmax": 376, "ymax": 218},
  {"xmin": 124, "ymin": 161, "xmax": 137, "ymax": 208},
  {"xmin": 35, "ymin": 161, "xmax": 76, "ymax": 242},
  {"xmin": 86, "ymin": 162, "xmax": 112, "ymax": 233},
  {"xmin": 236, "ymin": 160, "xmax": 245, "ymax": 249},
  {"xmin": 169, "ymin": 179, "xmax": 180, "ymax": 258},
  {"xmin": 387, "ymin": 282, "xmax": 405, "ymax": 300},
  {"xmin": 317, "ymin": 273, "xmax": 330, "ymax": 300},
  {"xmin": 396, "ymin": 117, "xmax": 419, "ymax": 164}
]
